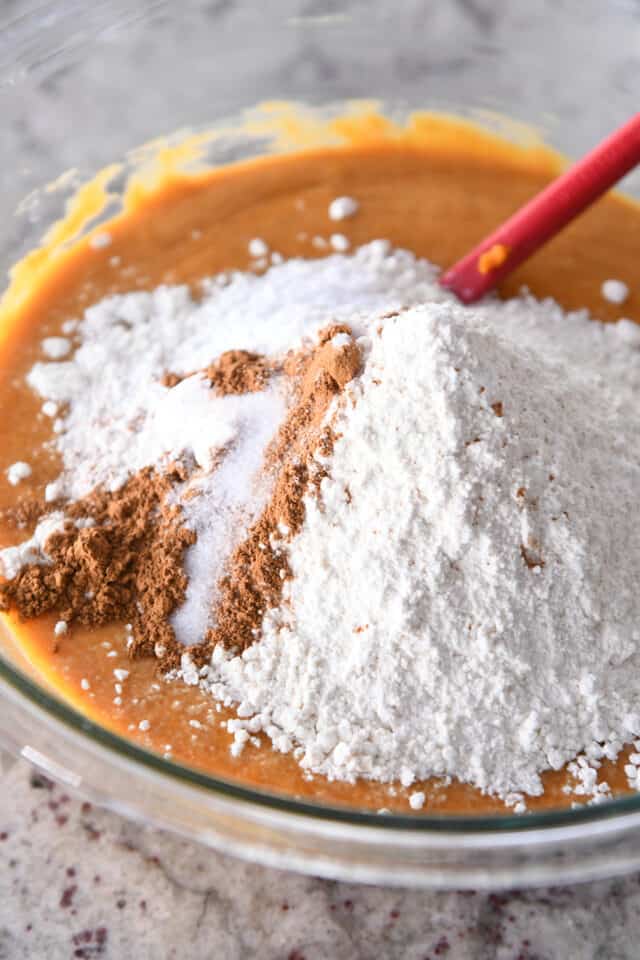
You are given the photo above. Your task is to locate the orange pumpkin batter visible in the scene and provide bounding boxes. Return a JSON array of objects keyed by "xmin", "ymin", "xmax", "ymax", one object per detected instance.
[{"xmin": 1, "ymin": 111, "xmax": 639, "ymax": 815}]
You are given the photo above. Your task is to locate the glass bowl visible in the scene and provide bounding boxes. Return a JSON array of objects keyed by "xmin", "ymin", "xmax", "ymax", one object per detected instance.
[{"xmin": 2, "ymin": 0, "xmax": 640, "ymax": 889}]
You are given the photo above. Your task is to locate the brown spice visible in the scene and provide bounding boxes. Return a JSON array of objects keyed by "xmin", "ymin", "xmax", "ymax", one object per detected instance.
[
  {"xmin": 0, "ymin": 465, "xmax": 195, "ymax": 666},
  {"xmin": 162, "ymin": 349, "xmax": 272, "ymax": 395},
  {"xmin": 160, "ymin": 371, "xmax": 182, "ymax": 388},
  {"xmin": 205, "ymin": 350, "xmax": 271, "ymax": 395}
]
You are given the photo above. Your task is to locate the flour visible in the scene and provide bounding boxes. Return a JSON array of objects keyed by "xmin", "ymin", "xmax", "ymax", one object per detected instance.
[
  {"xmin": 602, "ymin": 278, "xmax": 629, "ymax": 305},
  {"xmin": 0, "ymin": 512, "xmax": 65, "ymax": 579},
  {"xmin": 9, "ymin": 241, "xmax": 640, "ymax": 800},
  {"xmin": 248, "ymin": 237, "xmax": 269, "ymax": 258},
  {"xmin": 41, "ymin": 337, "xmax": 71, "ymax": 360},
  {"xmin": 328, "ymin": 196, "xmax": 359, "ymax": 220},
  {"xmin": 6, "ymin": 461, "xmax": 32, "ymax": 486},
  {"xmin": 0, "ymin": 514, "xmax": 95, "ymax": 580},
  {"xmin": 200, "ymin": 298, "xmax": 640, "ymax": 800},
  {"xmin": 330, "ymin": 234, "xmax": 350, "ymax": 252},
  {"xmin": 41, "ymin": 401, "xmax": 58, "ymax": 418}
]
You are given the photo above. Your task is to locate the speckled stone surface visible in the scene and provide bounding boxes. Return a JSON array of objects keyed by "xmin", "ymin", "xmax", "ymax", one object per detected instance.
[
  {"xmin": 3, "ymin": 0, "xmax": 640, "ymax": 957},
  {"xmin": 3, "ymin": 756, "xmax": 640, "ymax": 959}
]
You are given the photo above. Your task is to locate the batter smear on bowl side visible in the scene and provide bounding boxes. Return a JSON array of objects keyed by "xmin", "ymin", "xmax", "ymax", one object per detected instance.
[{"xmin": 1, "ymin": 111, "xmax": 640, "ymax": 816}]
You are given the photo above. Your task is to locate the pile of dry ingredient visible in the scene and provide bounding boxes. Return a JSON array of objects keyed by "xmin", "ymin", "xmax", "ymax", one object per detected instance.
[{"xmin": 3, "ymin": 237, "xmax": 640, "ymax": 808}]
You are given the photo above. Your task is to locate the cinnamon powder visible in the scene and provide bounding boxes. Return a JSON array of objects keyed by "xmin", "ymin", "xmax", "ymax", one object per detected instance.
[
  {"xmin": 0, "ymin": 465, "xmax": 195, "ymax": 660},
  {"xmin": 162, "ymin": 349, "xmax": 272, "ymax": 395}
]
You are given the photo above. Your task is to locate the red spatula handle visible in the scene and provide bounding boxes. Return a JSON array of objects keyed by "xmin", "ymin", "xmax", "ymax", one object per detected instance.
[{"xmin": 440, "ymin": 113, "xmax": 640, "ymax": 304}]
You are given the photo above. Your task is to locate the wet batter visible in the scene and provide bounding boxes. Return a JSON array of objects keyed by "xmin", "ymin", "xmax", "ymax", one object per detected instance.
[{"xmin": 1, "ymin": 112, "xmax": 639, "ymax": 814}]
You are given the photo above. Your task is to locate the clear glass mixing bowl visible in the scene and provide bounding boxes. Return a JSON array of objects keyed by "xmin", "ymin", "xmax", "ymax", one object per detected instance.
[{"xmin": 2, "ymin": 0, "xmax": 640, "ymax": 889}]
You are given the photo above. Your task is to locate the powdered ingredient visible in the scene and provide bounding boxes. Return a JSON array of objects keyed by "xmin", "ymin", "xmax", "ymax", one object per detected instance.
[
  {"xmin": 5, "ymin": 243, "xmax": 640, "ymax": 801},
  {"xmin": 1, "ymin": 467, "xmax": 195, "ymax": 661}
]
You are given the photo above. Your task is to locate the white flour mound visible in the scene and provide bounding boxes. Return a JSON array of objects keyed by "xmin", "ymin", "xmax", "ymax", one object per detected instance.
[{"xmin": 202, "ymin": 300, "xmax": 640, "ymax": 799}]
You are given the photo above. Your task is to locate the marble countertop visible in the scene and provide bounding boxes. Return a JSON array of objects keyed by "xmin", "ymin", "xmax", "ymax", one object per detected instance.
[
  {"xmin": 2, "ymin": 755, "xmax": 640, "ymax": 959},
  {"xmin": 3, "ymin": 0, "xmax": 640, "ymax": 956}
]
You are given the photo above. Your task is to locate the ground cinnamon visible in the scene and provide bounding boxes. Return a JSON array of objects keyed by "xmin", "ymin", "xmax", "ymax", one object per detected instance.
[
  {"xmin": 162, "ymin": 349, "xmax": 272, "ymax": 395},
  {"xmin": 0, "ymin": 465, "xmax": 195, "ymax": 660}
]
